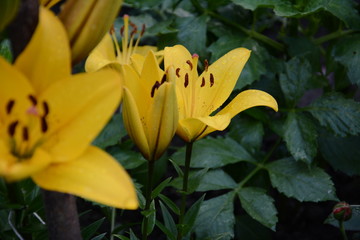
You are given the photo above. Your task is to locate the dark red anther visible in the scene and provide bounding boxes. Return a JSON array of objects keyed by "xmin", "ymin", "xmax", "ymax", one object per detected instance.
[
  {"xmin": 43, "ymin": 101, "xmax": 49, "ymax": 117},
  {"xmin": 186, "ymin": 60, "xmax": 193, "ymax": 70},
  {"xmin": 28, "ymin": 94, "xmax": 37, "ymax": 105},
  {"xmin": 201, "ymin": 77, "xmax": 205, "ymax": 87},
  {"xmin": 8, "ymin": 121, "xmax": 19, "ymax": 137},
  {"xmin": 6, "ymin": 99, "xmax": 15, "ymax": 114},
  {"xmin": 151, "ymin": 81, "xmax": 161, "ymax": 98},
  {"xmin": 120, "ymin": 26, "xmax": 124, "ymax": 36},
  {"xmin": 110, "ymin": 25, "xmax": 115, "ymax": 34},
  {"xmin": 204, "ymin": 59, "xmax": 209, "ymax": 72},
  {"xmin": 140, "ymin": 24, "xmax": 146, "ymax": 37},
  {"xmin": 161, "ymin": 74, "xmax": 167, "ymax": 84},
  {"xmin": 22, "ymin": 127, "xmax": 29, "ymax": 141},
  {"xmin": 210, "ymin": 73, "xmax": 214, "ymax": 87},
  {"xmin": 176, "ymin": 68, "xmax": 181, "ymax": 77},
  {"xmin": 41, "ymin": 117, "xmax": 48, "ymax": 133},
  {"xmin": 184, "ymin": 73, "xmax": 189, "ymax": 88}
]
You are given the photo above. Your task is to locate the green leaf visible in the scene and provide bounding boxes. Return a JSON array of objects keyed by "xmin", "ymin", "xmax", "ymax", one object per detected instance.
[
  {"xmin": 331, "ymin": 34, "xmax": 360, "ymax": 85},
  {"xmin": 196, "ymin": 169, "xmax": 237, "ymax": 192},
  {"xmin": 195, "ymin": 192, "xmax": 235, "ymax": 240},
  {"xmin": 93, "ymin": 112, "xmax": 126, "ymax": 149},
  {"xmin": 176, "ymin": 15, "xmax": 207, "ymax": 56},
  {"xmin": 228, "ymin": 116, "xmax": 264, "ymax": 154},
  {"xmin": 172, "ymin": 137, "xmax": 255, "ymax": 168},
  {"xmin": 182, "ymin": 194, "xmax": 206, "ymax": 236},
  {"xmin": 81, "ymin": 218, "xmax": 105, "ymax": 240},
  {"xmin": 266, "ymin": 158, "xmax": 338, "ymax": 202},
  {"xmin": 279, "ymin": 57, "xmax": 312, "ymax": 105},
  {"xmin": 141, "ymin": 200, "xmax": 156, "ymax": 236},
  {"xmin": 238, "ymin": 187, "xmax": 278, "ymax": 230},
  {"xmin": 108, "ymin": 142, "xmax": 147, "ymax": 169},
  {"xmin": 170, "ymin": 168, "xmax": 208, "ymax": 194},
  {"xmin": 0, "ymin": 39, "xmax": 13, "ymax": 62},
  {"xmin": 159, "ymin": 201, "xmax": 177, "ymax": 239},
  {"xmin": 231, "ymin": 0, "xmax": 360, "ymax": 29},
  {"xmin": 151, "ymin": 177, "xmax": 172, "ymax": 199},
  {"xmin": 208, "ymin": 36, "xmax": 269, "ymax": 90},
  {"xmin": 158, "ymin": 194, "xmax": 180, "ymax": 215},
  {"xmin": 91, "ymin": 233, "xmax": 106, "ymax": 240},
  {"xmin": 319, "ymin": 133, "xmax": 360, "ymax": 176},
  {"xmin": 306, "ymin": 93, "xmax": 360, "ymax": 137},
  {"xmin": 283, "ymin": 112, "xmax": 317, "ymax": 164}
]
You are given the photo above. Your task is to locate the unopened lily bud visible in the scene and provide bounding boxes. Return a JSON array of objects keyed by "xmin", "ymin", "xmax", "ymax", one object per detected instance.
[
  {"xmin": 59, "ymin": 0, "xmax": 122, "ymax": 64},
  {"xmin": 333, "ymin": 202, "xmax": 352, "ymax": 221},
  {"xmin": 0, "ymin": 0, "xmax": 20, "ymax": 32}
]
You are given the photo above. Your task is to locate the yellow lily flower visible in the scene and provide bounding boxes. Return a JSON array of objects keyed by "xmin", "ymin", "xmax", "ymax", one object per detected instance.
[
  {"xmin": 0, "ymin": 7, "xmax": 137, "ymax": 209},
  {"xmin": 85, "ymin": 15, "xmax": 162, "ymax": 74},
  {"xmin": 121, "ymin": 51, "xmax": 178, "ymax": 161},
  {"xmin": 164, "ymin": 45, "xmax": 278, "ymax": 142}
]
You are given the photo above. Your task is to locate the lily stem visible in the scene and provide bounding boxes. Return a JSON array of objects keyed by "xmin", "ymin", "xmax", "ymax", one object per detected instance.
[
  {"xmin": 177, "ymin": 141, "xmax": 194, "ymax": 240},
  {"xmin": 142, "ymin": 160, "xmax": 155, "ymax": 240},
  {"xmin": 339, "ymin": 220, "xmax": 348, "ymax": 240},
  {"xmin": 42, "ymin": 190, "xmax": 82, "ymax": 240},
  {"xmin": 110, "ymin": 207, "xmax": 116, "ymax": 240}
]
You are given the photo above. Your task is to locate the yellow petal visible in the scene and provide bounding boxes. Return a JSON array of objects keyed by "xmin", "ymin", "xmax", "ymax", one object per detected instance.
[
  {"xmin": 3, "ymin": 147, "xmax": 52, "ymax": 182},
  {"xmin": 85, "ymin": 34, "xmax": 118, "ymax": 73},
  {"xmin": 122, "ymin": 87, "xmax": 150, "ymax": 159},
  {"xmin": 130, "ymin": 53, "xmax": 146, "ymax": 74},
  {"xmin": 141, "ymin": 51, "xmax": 164, "ymax": 93},
  {"xmin": 195, "ymin": 90, "xmax": 278, "ymax": 139},
  {"xmin": 0, "ymin": 57, "xmax": 34, "ymax": 121},
  {"xmin": 41, "ymin": 69, "xmax": 122, "ymax": 162},
  {"xmin": 134, "ymin": 46, "xmax": 158, "ymax": 56},
  {"xmin": 32, "ymin": 146, "xmax": 138, "ymax": 209},
  {"xmin": 15, "ymin": 7, "xmax": 71, "ymax": 94},
  {"xmin": 146, "ymin": 67, "xmax": 178, "ymax": 160},
  {"xmin": 197, "ymin": 48, "xmax": 251, "ymax": 116},
  {"xmin": 40, "ymin": 0, "xmax": 62, "ymax": 8}
]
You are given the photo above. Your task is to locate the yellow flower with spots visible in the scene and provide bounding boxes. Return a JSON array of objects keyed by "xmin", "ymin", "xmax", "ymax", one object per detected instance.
[
  {"xmin": 85, "ymin": 15, "xmax": 162, "ymax": 74},
  {"xmin": 0, "ymin": 7, "xmax": 137, "ymax": 209},
  {"xmin": 164, "ymin": 45, "xmax": 278, "ymax": 142},
  {"xmin": 121, "ymin": 51, "xmax": 178, "ymax": 161}
]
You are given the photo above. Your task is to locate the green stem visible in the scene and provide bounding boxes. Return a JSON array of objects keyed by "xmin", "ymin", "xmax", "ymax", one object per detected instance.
[
  {"xmin": 177, "ymin": 141, "xmax": 194, "ymax": 240},
  {"xmin": 142, "ymin": 160, "xmax": 155, "ymax": 240},
  {"xmin": 313, "ymin": 30, "xmax": 355, "ymax": 45},
  {"xmin": 339, "ymin": 220, "xmax": 348, "ymax": 240},
  {"xmin": 110, "ymin": 207, "xmax": 115, "ymax": 240}
]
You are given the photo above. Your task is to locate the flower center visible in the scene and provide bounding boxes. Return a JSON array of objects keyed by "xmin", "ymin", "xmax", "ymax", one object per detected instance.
[
  {"xmin": 110, "ymin": 15, "xmax": 145, "ymax": 65},
  {"xmin": 5, "ymin": 95, "xmax": 49, "ymax": 159}
]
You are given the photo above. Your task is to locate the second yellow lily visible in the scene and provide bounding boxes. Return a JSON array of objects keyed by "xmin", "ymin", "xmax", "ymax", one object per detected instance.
[
  {"xmin": 121, "ymin": 51, "xmax": 178, "ymax": 161},
  {"xmin": 164, "ymin": 45, "xmax": 278, "ymax": 142}
]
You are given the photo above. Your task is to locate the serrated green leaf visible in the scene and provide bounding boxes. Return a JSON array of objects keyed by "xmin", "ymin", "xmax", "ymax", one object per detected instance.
[
  {"xmin": 158, "ymin": 194, "xmax": 180, "ymax": 215},
  {"xmin": 172, "ymin": 137, "xmax": 255, "ymax": 168},
  {"xmin": 176, "ymin": 15, "xmax": 207, "ymax": 56},
  {"xmin": 196, "ymin": 169, "xmax": 237, "ymax": 192},
  {"xmin": 93, "ymin": 112, "xmax": 126, "ymax": 149},
  {"xmin": 208, "ymin": 36, "xmax": 269, "ymax": 90},
  {"xmin": 319, "ymin": 133, "xmax": 360, "ymax": 176},
  {"xmin": 151, "ymin": 177, "xmax": 172, "ymax": 199},
  {"xmin": 195, "ymin": 192, "xmax": 235, "ymax": 240},
  {"xmin": 283, "ymin": 112, "xmax": 317, "ymax": 164},
  {"xmin": 183, "ymin": 194, "xmax": 206, "ymax": 236},
  {"xmin": 331, "ymin": 34, "xmax": 360, "ymax": 85},
  {"xmin": 81, "ymin": 218, "xmax": 105, "ymax": 240},
  {"xmin": 228, "ymin": 116, "xmax": 264, "ymax": 154},
  {"xmin": 307, "ymin": 93, "xmax": 360, "ymax": 137},
  {"xmin": 279, "ymin": 57, "xmax": 312, "ymax": 105},
  {"xmin": 159, "ymin": 201, "xmax": 177, "ymax": 239},
  {"xmin": 238, "ymin": 187, "xmax": 278, "ymax": 230},
  {"xmin": 231, "ymin": 0, "xmax": 360, "ymax": 29},
  {"xmin": 266, "ymin": 158, "xmax": 338, "ymax": 202}
]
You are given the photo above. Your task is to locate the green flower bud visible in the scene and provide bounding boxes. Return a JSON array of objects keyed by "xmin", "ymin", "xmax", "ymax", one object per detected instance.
[
  {"xmin": 0, "ymin": 0, "xmax": 20, "ymax": 32},
  {"xmin": 333, "ymin": 202, "xmax": 352, "ymax": 221}
]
